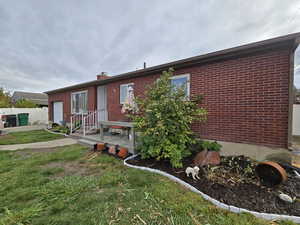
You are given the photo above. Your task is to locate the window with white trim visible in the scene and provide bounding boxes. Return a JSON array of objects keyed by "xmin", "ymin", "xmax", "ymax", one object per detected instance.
[
  {"xmin": 170, "ymin": 74, "xmax": 190, "ymax": 97},
  {"xmin": 120, "ymin": 83, "xmax": 134, "ymax": 104},
  {"xmin": 71, "ymin": 90, "xmax": 88, "ymax": 114}
]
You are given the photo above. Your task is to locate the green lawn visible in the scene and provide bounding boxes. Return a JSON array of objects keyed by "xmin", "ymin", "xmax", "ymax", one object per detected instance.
[
  {"xmin": 0, "ymin": 130, "xmax": 64, "ymax": 145},
  {"xmin": 0, "ymin": 144, "xmax": 295, "ymax": 225}
]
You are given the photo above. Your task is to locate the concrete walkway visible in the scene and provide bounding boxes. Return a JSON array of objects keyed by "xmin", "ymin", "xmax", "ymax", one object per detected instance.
[{"xmin": 0, "ymin": 138, "xmax": 77, "ymax": 151}]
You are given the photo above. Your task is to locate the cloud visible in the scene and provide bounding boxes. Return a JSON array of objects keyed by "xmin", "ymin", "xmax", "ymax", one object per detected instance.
[{"xmin": 0, "ymin": 0, "xmax": 300, "ymax": 93}]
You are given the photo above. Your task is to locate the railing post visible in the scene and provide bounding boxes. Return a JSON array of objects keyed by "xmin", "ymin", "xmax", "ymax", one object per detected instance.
[
  {"xmin": 100, "ymin": 123, "xmax": 104, "ymax": 140},
  {"xmin": 70, "ymin": 115, "xmax": 72, "ymax": 134},
  {"xmin": 83, "ymin": 117, "xmax": 86, "ymax": 136},
  {"xmin": 130, "ymin": 127, "xmax": 135, "ymax": 150}
]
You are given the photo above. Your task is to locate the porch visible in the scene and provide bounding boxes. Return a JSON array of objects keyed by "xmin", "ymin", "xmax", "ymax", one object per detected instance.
[{"xmin": 71, "ymin": 119, "xmax": 136, "ymax": 154}]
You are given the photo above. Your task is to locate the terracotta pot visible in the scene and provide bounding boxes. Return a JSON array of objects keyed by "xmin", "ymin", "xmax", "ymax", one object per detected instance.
[
  {"xmin": 96, "ymin": 143, "xmax": 107, "ymax": 151},
  {"xmin": 256, "ymin": 161, "xmax": 287, "ymax": 186},
  {"xmin": 108, "ymin": 146, "xmax": 116, "ymax": 155},
  {"xmin": 118, "ymin": 147, "xmax": 128, "ymax": 159}
]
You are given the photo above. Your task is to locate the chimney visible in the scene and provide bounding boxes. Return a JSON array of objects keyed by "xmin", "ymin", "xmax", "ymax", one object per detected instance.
[{"xmin": 97, "ymin": 72, "xmax": 110, "ymax": 80}]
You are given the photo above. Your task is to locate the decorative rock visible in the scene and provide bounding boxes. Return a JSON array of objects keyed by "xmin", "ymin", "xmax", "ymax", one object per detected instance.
[
  {"xmin": 278, "ymin": 193, "xmax": 295, "ymax": 203},
  {"xmin": 193, "ymin": 150, "xmax": 220, "ymax": 166},
  {"xmin": 294, "ymin": 170, "xmax": 300, "ymax": 179}
]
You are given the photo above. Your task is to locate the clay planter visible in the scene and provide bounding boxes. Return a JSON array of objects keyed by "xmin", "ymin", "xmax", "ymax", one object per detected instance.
[
  {"xmin": 193, "ymin": 150, "xmax": 220, "ymax": 166},
  {"xmin": 118, "ymin": 147, "xmax": 128, "ymax": 159},
  {"xmin": 255, "ymin": 161, "xmax": 287, "ymax": 187},
  {"xmin": 108, "ymin": 146, "xmax": 117, "ymax": 155},
  {"xmin": 95, "ymin": 143, "xmax": 107, "ymax": 151}
]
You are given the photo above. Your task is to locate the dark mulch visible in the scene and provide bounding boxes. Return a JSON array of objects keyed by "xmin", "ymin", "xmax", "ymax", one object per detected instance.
[{"xmin": 127, "ymin": 154, "xmax": 300, "ymax": 216}]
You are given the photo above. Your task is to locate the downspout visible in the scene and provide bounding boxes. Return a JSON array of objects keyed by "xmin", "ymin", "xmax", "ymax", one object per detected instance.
[{"xmin": 288, "ymin": 40, "xmax": 299, "ymax": 149}]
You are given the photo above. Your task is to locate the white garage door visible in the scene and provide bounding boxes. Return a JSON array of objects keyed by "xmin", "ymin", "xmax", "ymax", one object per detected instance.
[{"xmin": 53, "ymin": 102, "xmax": 63, "ymax": 124}]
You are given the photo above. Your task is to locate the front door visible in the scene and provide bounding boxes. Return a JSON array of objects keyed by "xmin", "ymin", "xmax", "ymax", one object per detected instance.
[
  {"xmin": 53, "ymin": 101, "xmax": 63, "ymax": 124},
  {"xmin": 97, "ymin": 86, "xmax": 107, "ymax": 121}
]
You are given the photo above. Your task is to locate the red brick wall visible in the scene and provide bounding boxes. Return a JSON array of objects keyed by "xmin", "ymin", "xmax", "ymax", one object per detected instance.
[
  {"xmin": 48, "ymin": 47, "xmax": 293, "ymax": 148},
  {"xmin": 107, "ymin": 48, "xmax": 292, "ymax": 148},
  {"xmin": 48, "ymin": 86, "xmax": 97, "ymax": 122}
]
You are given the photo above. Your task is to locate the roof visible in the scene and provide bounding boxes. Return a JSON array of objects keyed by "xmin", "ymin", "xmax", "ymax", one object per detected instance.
[
  {"xmin": 12, "ymin": 91, "xmax": 48, "ymax": 106},
  {"xmin": 46, "ymin": 32, "xmax": 300, "ymax": 94}
]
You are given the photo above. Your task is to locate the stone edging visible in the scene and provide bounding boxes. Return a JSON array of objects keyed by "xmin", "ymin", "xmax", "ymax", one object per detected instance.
[
  {"xmin": 124, "ymin": 154, "xmax": 300, "ymax": 224},
  {"xmin": 44, "ymin": 128, "xmax": 69, "ymax": 137}
]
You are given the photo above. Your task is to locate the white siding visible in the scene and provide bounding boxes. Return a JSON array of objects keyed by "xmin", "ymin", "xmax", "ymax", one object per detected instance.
[{"xmin": 0, "ymin": 108, "xmax": 48, "ymax": 125}]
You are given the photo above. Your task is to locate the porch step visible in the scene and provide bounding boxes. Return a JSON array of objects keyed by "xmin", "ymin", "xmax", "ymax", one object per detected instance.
[{"xmin": 78, "ymin": 138, "xmax": 97, "ymax": 147}]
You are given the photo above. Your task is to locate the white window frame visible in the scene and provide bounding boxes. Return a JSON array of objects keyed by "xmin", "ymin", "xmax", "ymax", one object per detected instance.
[
  {"xmin": 170, "ymin": 74, "xmax": 190, "ymax": 98},
  {"xmin": 71, "ymin": 90, "xmax": 88, "ymax": 114},
  {"xmin": 120, "ymin": 83, "xmax": 134, "ymax": 104}
]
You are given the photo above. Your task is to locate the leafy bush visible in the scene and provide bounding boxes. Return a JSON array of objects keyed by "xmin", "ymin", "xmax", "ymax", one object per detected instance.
[
  {"xmin": 129, "ymin": 68, "xmax": 207, "ymax": 168},
  {"xmin": 209, "ymin": 141, "xmax": 222, "ymax": 152},
  {"xmin": 0, "ymin": 88, "xmax": 12, "ymax": 108},
  {"xmin": 14, "ymin": 99, "xmax": 37, "ymax": 108},
  {"xmin": 201, "ymin": 140, "xmax": 222, "ymax": 152},
  {"xmin": 51, "ymin": 124, "xmax": 70, "ymax": 134}
]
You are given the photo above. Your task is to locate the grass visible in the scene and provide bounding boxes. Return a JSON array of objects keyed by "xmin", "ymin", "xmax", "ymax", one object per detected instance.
[
  {"xmin": 0, "ymin": 144, "xmax": 296, "ymax": 225},
  {"xmin": 0, "ymin": 130, "xmax": 64, "ymax": 145}
]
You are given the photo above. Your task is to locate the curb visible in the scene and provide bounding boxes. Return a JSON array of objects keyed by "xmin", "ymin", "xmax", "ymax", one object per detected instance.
[
  {"xmin": 44, "ymin": 128, "xmax": 69, "ymax": 137},
  {"xmin": 124, "ymin": 154, "xmax": 300, "ymax": 224}
]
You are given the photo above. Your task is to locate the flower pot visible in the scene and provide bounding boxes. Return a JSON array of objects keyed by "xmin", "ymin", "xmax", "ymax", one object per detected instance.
[
  {"xmin": 96, "ymin": 143, "xmax": 107, "ymax": 151},
  {"xmin": 118, "ymin": 147, "xmax": 128, "ymax": 159},
  {"xmin": 108, "ymin": 146, "xmax": 116, "ymax": 155},
  {"xmin": 256, "ymin": 161, "xmax": 287, "ymax": 186}
]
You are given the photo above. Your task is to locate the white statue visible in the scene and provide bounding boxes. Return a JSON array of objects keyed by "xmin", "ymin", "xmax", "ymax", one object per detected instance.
[{"xmin": 185, "ymin": 166, "xmax": 200, "ymax": 180}]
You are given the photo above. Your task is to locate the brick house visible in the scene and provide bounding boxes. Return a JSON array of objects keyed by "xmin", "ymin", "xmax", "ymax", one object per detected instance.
[{"xmin": 46, "ymin": 33, "xmax": 300, "ymax": 151}]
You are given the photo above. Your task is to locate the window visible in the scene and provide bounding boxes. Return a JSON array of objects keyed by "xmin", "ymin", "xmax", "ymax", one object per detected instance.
[
  {"xmin": 120, "ymin": 83, "xmax": 134, "ymax": 104},
  {"xmin": 170, "ymin": 74, "xmax": 190, "ymax": 97},
  {"xmin": 71, "ymin": 91, "xmax": 88, "ymax": 114}
]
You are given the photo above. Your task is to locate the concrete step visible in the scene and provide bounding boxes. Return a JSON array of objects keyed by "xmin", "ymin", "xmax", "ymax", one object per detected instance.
[{"xmin": 78, "ymin": 138, "xmax": 97, "ymax": 147}]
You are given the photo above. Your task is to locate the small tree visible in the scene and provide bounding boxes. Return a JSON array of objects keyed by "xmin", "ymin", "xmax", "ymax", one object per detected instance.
[
  {"xmin": 130, "ymin": 68, "xmax": 207, "ymax": 168},
  {"xmin": 0, "ymin": 88, "xmax": 12, "ymax": 108},
  {"xmin": 14, "ymin": 99, "xmax": 37, "ymax": 108}
]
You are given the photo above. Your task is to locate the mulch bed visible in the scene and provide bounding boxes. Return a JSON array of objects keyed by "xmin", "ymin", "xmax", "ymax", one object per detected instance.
[{"xmin": 127, "ymin": 153, "xmax": 300, "ymax": 216}]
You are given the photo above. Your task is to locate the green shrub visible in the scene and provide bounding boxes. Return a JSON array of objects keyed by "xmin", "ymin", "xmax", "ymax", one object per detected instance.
[
  {"xmin": 0, "ymin": 88, "xmax": 12, "ymax": 108},
  {"xmin": 129, "ymin": 68, "xmax": 207, "ymax": 168},
  {"xmin": 209, "ymin": 141, "xmax": 222, "ymax": 152},
  {"xmin": 14, "ymin": 99, "xmax": 37, "ymax": 108},
  {"xmin": 201, "ymin": 140, "xmax": 222, "ymax": 152}
]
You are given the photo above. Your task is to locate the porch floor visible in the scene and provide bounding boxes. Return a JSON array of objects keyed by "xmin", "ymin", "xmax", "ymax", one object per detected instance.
[{"xmin": 72, "ymin": 131, "xmax": 134, "ymax": 153}]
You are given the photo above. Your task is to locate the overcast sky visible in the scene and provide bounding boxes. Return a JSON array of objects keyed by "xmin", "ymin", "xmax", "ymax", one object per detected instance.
[{"xmin": 0, "ymin": 0, "xmax": 300, "ymax": 93}]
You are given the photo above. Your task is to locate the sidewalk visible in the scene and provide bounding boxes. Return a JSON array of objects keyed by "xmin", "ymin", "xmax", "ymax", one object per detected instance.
[{"xmin": 0, "ymin": 138, "xmax": 77, "ymax": 151}]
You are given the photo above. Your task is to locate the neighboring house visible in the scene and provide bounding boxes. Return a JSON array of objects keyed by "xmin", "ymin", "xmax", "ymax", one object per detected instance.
[
  {"xmin": 46, "ymin": 32, "xmax": 300, "ymax": 151},
  {"xmin": 12, "ymin": 91, "xmax": 48, "ymax": 107}
]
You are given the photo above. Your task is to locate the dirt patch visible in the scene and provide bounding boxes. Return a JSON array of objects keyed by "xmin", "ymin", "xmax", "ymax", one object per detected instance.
[
  {"xmin": 0, "ymin": 134, "xmax": 14, "ymax": 141},
  {"xmin": 41, "ymin": 161, "xmax": 100, "ymax": 178},
  {"xmin": 127, "ymin": 154, "xmax": 300, "ymax": 216},
  {"xmin": 15, "ymin": 147, "xmax": 62, "ymax": 159}
]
